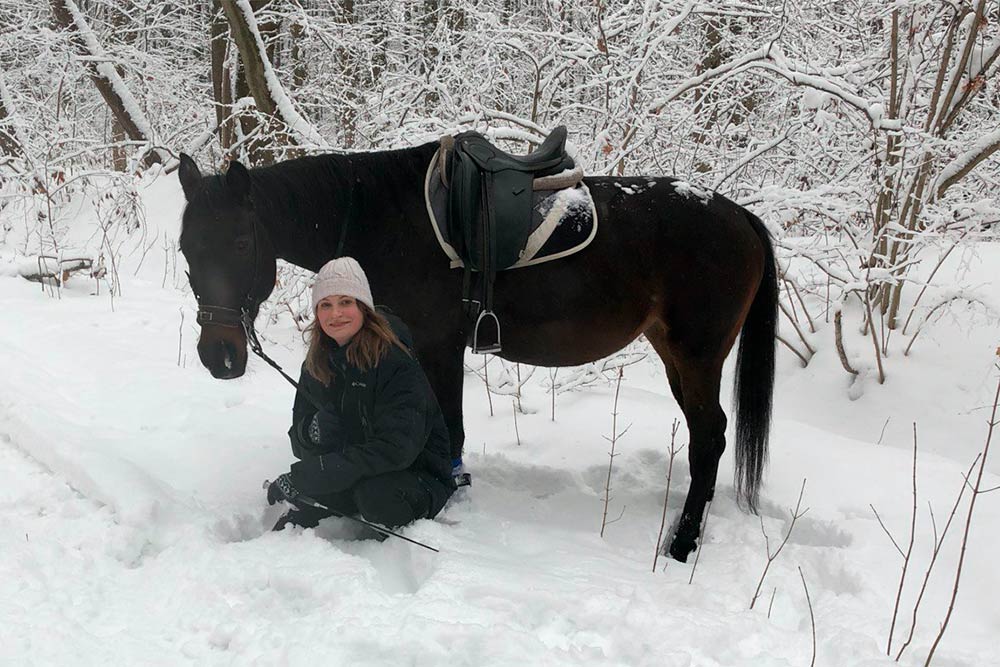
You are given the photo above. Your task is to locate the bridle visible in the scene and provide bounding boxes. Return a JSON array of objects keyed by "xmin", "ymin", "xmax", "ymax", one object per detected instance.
[
  {"xmin": 187, "ymin": 183, "xmax": 360, "ymax": 397},
  {"xmin": 185, "ymin": 214, "xmax": 307, "ymax": 405},
  {"xmin": 188, "ymin": 188, "xmax": 352, "ymax": 333},
  {"xmin": 188, "ymin": 211, "xmax": 264, "ymax": 331}
]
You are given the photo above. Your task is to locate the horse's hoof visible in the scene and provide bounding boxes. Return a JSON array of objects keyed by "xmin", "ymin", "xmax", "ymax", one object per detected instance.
[{"xmin": 668, "ymin": 537, "xmax": 695, "ymax": 563}]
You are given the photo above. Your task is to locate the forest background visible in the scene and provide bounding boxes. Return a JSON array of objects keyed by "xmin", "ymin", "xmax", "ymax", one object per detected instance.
[{"xmin": 1, "ymin": 2, "xmax": 999, "ymax": 665}]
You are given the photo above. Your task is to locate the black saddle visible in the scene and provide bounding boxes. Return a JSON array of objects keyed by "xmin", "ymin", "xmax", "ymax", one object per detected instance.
[{"xmin": 445, "ymin": 126, "xmax": 575, "ymax": 353}]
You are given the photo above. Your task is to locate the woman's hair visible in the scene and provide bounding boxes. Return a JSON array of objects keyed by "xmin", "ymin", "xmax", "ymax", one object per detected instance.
[{"xmin": 303, "ymin": 301, "xmax": 409, "ymax": 385}]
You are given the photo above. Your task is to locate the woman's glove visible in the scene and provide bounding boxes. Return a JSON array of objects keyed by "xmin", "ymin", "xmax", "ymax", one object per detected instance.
[
  {"xmin": 315, "ymin": 409, "xmax": 344, "ymax": 448},
  {"xmin": 266, "ymin": 473, "xmax": 300, "ymax": 505}
]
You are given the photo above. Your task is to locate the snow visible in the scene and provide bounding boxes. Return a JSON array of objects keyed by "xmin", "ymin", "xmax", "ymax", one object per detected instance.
[
  {"xmin": 1, "ymin": 175, "xmax": 999, "ymax": 666},
  {"xmin": 671, "ymin": 180, "xmax": 713, "ymax": 204}
]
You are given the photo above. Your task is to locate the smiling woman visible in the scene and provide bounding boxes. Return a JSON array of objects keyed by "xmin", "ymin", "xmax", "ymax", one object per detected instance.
[{"xmin": 265, "ymin": 256, "xmax": 456, "ymax": 534}]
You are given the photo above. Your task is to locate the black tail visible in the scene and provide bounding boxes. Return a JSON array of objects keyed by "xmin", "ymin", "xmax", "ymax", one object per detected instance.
[{"xmin": 733, "ymin": 212, "xmax": 778, "ymax": 512}]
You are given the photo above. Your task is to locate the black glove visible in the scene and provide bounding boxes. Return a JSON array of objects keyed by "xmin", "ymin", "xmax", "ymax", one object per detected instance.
[
  {"xmin": 315, "ymin": 408, "xmax": 344, "ymax": 448},
  {"xmin": 266, "ymin": 473, "xmax": 300, "ymax": 505}
]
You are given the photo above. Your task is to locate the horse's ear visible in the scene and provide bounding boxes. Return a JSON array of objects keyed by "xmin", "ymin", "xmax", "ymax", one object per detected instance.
[
  {"xmin": 178, "ymin": 153, "xmax": 202, "ymax": 201},
  {"xmin": 226, "ymin": 161, "xmax": 251, "ymax": 201}
]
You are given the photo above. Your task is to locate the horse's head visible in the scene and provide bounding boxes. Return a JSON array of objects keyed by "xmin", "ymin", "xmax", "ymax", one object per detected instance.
[{"xmin": 178, "ymin": 154, "xmax": 277, "ymax": 379}]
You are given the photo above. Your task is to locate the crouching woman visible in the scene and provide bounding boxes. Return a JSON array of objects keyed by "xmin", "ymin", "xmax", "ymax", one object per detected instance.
[{"xmin": 267, "ymin": 257, "xmax": 454, "ymax": 531}]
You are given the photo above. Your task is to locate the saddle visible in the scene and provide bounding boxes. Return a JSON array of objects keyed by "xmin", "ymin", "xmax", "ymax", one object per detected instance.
[{"xmin": 443, "ymin": 126, "xmax": 577, "ymax": 353}]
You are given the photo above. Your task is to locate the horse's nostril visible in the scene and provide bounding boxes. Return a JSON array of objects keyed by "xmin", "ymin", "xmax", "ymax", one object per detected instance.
[{"xmin": 220, "ymin": 340, "xmax": 235, "ymax": 371}]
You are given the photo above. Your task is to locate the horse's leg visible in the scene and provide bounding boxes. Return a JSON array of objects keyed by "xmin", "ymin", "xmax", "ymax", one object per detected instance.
[
  {"xmin": 644, "ymin": 324, "xmax": 684, "ymax": 408},
  {"xmin": 416, "ymin": 340, "xmax": 467, "ymax": 462},
  {"xmin": 668, "ymin": 356, "xmax": 727, "ymax": 562}
]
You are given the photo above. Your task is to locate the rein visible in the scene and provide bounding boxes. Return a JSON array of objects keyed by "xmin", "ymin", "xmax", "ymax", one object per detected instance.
[{"xmin": 241, "ymin": 309, "xmax": 326, "ymax": 413}]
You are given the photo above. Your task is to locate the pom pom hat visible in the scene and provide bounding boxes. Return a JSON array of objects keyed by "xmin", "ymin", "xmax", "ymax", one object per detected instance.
[{"xmin": 311, "ymin": 257, "xmax": 374, "ymax": 311}]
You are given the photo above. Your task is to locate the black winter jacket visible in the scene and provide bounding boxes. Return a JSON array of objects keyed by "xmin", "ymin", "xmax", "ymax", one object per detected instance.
[{"xmin": 286, "ymin": 313, "xmax": 452, "ymax": 496}]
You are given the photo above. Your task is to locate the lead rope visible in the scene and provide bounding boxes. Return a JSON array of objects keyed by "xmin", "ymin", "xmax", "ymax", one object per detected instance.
[
  {"xmin": 242, "ymin": 311, "xmax": 440, "ymax": 553},
  {"xmin": 241, "ymin": 309, "xmax": 326, "ymax": 412}
]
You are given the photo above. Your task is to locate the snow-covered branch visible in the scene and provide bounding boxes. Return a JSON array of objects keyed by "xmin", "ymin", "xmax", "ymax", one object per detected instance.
[{"xmin": 933, "ymin": 127, "xmax": 1000, "ymax": 199}]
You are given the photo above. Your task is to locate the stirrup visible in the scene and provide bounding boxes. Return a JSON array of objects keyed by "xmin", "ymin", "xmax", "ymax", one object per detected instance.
[{"xmin": 472, "ymin": 310, "xmax": 501, "ymax": 354}]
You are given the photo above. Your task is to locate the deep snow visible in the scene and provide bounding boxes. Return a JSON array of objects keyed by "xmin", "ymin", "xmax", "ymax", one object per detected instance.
[{"xmin": 1, "ymin": 170, "xmax": 998, "ymax": 666}]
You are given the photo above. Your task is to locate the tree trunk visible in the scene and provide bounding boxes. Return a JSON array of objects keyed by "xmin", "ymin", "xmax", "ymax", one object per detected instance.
[
  {"xmin": 49, "ymin": 0, "xmax": 165, "ymax": 168},
  {"xmin": 109, "ymin": 0, "xmax": 135, "ymax": 171},
  {"xmin": 289, "ymin": 15, "xmax": 307, "ymax": 91},
  {"xmin": 222, "ymin": 0, "xmax": 278, "ymax": 119},
  {"xmin": 211, "ymin": 0, "xmax": 239, "ymax": 153},
  {"xmin": 0, "ymin": 74, "xmax": 25, "ymax": 161},
  {"xmin": 337, "ymin": 0, "xmax": 358, "ymax": 147},
  {"xmin": 220, "ymin": 0, "xmax": 323, "ymax": 159}
]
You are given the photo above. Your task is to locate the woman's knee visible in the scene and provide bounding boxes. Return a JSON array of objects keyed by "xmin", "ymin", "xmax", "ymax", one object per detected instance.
[{"xmin": 353, "ymin": 476, "xmax": 427, "ymax": 528}]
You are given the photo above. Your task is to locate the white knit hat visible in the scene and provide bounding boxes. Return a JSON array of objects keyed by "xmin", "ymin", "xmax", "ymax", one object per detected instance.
[{"xmin": 311, "ymin": 257, "xmax": 374, "ymax": 311}]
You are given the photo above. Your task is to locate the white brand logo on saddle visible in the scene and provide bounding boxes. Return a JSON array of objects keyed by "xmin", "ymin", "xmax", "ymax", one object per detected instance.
[{"xmin": 351, "ymin": 381, "xmax": 367, "ymax": 388}]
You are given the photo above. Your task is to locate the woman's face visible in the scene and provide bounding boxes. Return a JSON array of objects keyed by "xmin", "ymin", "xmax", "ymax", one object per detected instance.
[{"xmin": 317, "ymin": 295, "xmax": 364, "ymax": 346}]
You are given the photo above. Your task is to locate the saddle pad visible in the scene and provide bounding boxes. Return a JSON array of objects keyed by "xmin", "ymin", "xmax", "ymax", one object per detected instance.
[{"xmin": 424, "ymin": 149, "xmax": 598, "ymax": 270}]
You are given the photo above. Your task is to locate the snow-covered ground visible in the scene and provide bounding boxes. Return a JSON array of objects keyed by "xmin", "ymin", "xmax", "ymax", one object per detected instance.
[{"xmin": 1, "ymin": 171, "xmax": 998, "ymax": 666}]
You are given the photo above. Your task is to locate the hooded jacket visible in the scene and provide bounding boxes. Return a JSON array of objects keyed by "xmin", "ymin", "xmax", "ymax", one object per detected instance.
[{"xmin": 286, "ymin": 312, "xmax": 452, "ymax": 496}]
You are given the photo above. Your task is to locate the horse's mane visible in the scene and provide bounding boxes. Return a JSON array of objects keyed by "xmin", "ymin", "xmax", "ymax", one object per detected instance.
[
  {"xmin": 248, "ymin": 143, "xmax": 438, "ymax": 233},
  {"xmin": 183, "ymin": 142, "xmax": 439, "ymax": 267}
]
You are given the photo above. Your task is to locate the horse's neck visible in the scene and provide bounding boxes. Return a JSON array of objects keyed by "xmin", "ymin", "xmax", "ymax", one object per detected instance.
[{"xmin": 252, "ymin": 146, "xmax": 435, "ymax": 272}]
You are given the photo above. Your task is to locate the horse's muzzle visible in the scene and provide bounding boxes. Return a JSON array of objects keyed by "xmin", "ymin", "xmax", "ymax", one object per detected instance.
[{"xmin": 197, "ymin": 327, "xmax": 248, "ymax": 379}]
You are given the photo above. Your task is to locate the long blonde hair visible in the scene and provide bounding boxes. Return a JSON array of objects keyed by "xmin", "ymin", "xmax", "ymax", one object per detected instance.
[{"xmin": 304, "ymin": 301, "xmax": 409, "ymax": 385}]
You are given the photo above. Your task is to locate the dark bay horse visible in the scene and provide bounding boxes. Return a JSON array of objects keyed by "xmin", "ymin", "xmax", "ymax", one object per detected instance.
[{"xmin": 176, "ymin": 141, "xmax": 777, "ymax": 561}]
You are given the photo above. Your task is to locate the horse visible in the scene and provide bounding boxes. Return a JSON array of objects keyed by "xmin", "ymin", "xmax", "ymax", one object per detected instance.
[{"xmin": 176, "ymin": 139, "xmax": 777, "ymax": 562}]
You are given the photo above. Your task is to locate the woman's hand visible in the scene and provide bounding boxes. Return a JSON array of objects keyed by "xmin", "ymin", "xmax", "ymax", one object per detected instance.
[
  {"xmin": 266, "ymin": 473, "xmax": 300, "ymax": 505},
  {"xmin": 316, "ymin": 409, "xmax": 344, "ymax": 448}
]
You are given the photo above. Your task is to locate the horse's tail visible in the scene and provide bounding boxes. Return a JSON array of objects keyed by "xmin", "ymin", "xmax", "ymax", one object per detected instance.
[{"xmin": 733, "ymin": 211, "xmax": 778, "ymax": 513}]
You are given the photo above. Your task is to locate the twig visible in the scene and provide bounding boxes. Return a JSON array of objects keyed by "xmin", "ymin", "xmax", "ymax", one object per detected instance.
[
  {"xmin": 601, "ymin": 366, "xmax": 626, "ymax": 538},
  {"xmin": 887, "ymin": 424, "xmax": 919, "ymax": 656},
  {"xmin": 923, "ymin": 364, "xmax": 1000, "ymax": 667},
  {"xmin": 900, "ymin": 234, "xmax": 966, "ymax": 335},
  {"xmin": 895, "ymin": 454, "xmax": 981, "ymax": 662},
  {"xmin": 777, "ymin": 334, "xmax": 810, "ymax": 367},
  {"xmin": 512, "ymin": 398, "xmax": 520, "ymax": 446},
  {"xmin": 799, "ymin": 566, "xmax": 817, "ymax": 667},
  {"xmin": 767, "ymin": 587, "xmax": 777, "ymax": 619},
  {"xmin": 549, "ymin": 367, "xmax": 557, "ymax": 421},
  {"xmin": 870, "ymin": 504, "xmax": 905, "ymax": 558},
  {"xmin": 177, "ymin": 308, "xmax": 184, "ymax": 367},
  {"xmin": 484, "ymin": 356, "xmax": 494, "ymax": 417},
  {"xmin": 904, "ymin": 297, "xmax": 985, "ymax": 357},
  {"xmin": 750, "ymin": 479, "xmax": 809, "ymax": 609},
  {"xmin": 688, "ymin": 496, "xmax": 713, "ymax": 585},
  {"xmin": 779, "ymin": 301, "xmax": 816, "ymax": 356},
  {"xmin": 787, "ymin": 277, "xmax": 817, "ymax": 333},
  {"xmin": 863, "ymin": 290, "xmax": 886, "ymax": 384},
  {"xmin": 834, "ymin": 310, "xmax": 859, "ymax": 376},
  {"xmin": 653, "ymin": 419, "xmax": 685, "ymax": 572},
  {"xmin": 876, "ymin": 416, "xmax": 891, "ymax": 445},
  {"xmin": 515, "ymin": 363, "xmax": 523, "ymax": 414}
]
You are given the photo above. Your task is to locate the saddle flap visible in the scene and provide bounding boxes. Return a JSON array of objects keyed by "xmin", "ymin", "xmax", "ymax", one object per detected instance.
[{"xmin": 489, "ymin": 169, "xmax": 536, "ymax": 268}]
